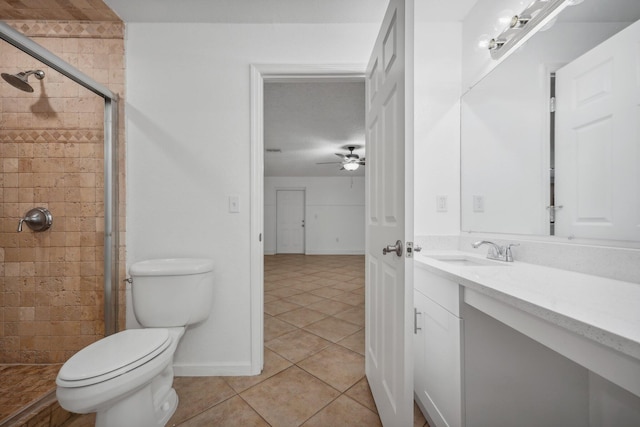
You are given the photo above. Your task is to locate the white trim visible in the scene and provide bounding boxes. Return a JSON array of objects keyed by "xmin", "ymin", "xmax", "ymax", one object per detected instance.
[
  {"xmin": 174, "ymin": 362, "xmax": 254, "ymax": 377},
  {"xmin": 250, "ymin": 64, "xmax": 366, "ymax": 376},
  {"xmin": 305, "ymin": 250, "xmax": 366, "ymax": 255},
  {"xmin": 250, "ymin": 65, "xmax": 264, "ymax": 376}
]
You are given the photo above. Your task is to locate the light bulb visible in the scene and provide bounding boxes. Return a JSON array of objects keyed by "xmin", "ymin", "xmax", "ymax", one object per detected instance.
[{"xmin": 343, "ymin": 162, "xmax": 359, "ymax": 171}]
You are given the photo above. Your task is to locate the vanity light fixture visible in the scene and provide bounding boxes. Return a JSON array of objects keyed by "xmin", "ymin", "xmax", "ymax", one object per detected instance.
[
  {"xmin": 488, "ymin": 0, "xmax": 576, "ymax": 60},
  {"xmin": 510, "ymin": 14, "xmax": 531, "ymax": 29}
]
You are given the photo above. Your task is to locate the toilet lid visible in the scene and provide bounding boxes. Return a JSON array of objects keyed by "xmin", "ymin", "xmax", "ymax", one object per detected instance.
[{"xmin": 57, "ymin": 329, "xmax": 171, "ymax": 387}]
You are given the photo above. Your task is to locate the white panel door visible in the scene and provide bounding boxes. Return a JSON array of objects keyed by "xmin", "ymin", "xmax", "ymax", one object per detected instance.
[
  {"xmin": 365, "ymin": 0, "xmax": 414, "ymax": 425},
  {"xmin": 555, "ymin": 20, "xmax": 640, "ymax": 241},
  {"xmin": 276, "ymin": 190, "xmax": 305, "ymax": 253}
]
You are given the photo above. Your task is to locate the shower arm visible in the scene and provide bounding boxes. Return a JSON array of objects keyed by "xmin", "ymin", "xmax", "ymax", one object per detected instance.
[{"xmin": 22, "ymin": 70, "xmax": 45, "ymax": 79}]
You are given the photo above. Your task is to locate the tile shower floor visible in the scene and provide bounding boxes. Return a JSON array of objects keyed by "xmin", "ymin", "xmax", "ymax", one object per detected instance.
[
  {"xmin": 0, "ymin": 364, "xmax": 61, "ymax": 424},
  {"xmin": 61, "ymin": 255, "xmax": 429, "ymax": 427}
]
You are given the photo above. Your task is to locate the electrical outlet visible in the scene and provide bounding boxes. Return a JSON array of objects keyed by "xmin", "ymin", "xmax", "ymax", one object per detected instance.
[
  {"xmin": 473, "ymin": 195, "xmax": 484, "ymax": 213},
  {"xmin": 436, "ymin": 196, "xmax": 448, "ymax": 212}
]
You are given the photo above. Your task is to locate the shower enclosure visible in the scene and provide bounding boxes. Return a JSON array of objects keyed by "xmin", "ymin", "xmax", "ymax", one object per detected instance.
[{"xmin": 0, "ymin": 21, "xmax": 122, "ymax": 425}]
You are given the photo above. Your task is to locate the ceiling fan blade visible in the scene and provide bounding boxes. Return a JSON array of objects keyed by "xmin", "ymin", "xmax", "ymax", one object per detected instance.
[
  {"xmin": 316, "ymin": 161, "xmax": 343, "ymax": 165},
  {"xmin": 335, "ymin": 153, "xmax": 348, "ymax": 160}
]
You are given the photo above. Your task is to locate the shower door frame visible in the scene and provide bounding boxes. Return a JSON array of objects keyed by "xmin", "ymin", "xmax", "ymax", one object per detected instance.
[{"xmin": 0, "ymin": 21, "xmax": 121, "ymax": 336}]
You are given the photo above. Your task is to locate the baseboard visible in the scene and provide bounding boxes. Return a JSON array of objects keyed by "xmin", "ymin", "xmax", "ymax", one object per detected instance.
[
  {"xmin": 265, "ymin": 250, "xmax": 364, "ymax": 256},
  {"xmin": 174, "ymin": 361, "xmax": 258, "ymax": 377},
  {"xmin": 305, "ymin": 249, "xmax": 365, "ymax": 255}
]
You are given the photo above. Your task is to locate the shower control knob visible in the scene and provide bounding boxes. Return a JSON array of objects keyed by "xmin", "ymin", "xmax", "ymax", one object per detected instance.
[{"xmin": 17, "ymin": 207, "xmax": 53, "ymax": 232}]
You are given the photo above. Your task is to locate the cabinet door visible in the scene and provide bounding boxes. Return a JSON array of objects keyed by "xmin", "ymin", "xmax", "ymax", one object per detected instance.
[{"xmin": 415, "ymin": 290, "xmax": 464, "ymax": 427}]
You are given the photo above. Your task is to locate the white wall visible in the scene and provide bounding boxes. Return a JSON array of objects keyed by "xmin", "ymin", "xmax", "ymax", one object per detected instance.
[
  {"xmin": 413, "ymin": 17, "xmax": 462, "ymax": 236},
  {"xmin": 264, "ymin": 177, "xmax": 365, "ymax": 255},
  {"xmin": 125, "ymin": 23, "xmax": 378, "ymax": 374}
]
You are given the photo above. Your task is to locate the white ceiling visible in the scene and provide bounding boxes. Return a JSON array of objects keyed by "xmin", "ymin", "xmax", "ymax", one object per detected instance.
[
  {"xmin": 103, "ymin": 0, "xmax": 388, "ymax": 23},
  {"xmin": 264, "ymin": 81, "xmax": 365, "ymax": 177},
  {"xmin": 102, "ymin": 0, "xmax": 478, "ymax": 23}
]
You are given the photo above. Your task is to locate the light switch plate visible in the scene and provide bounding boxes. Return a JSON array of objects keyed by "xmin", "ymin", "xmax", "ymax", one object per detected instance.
[
  {"xmin": 229, "ymin": 196, "xmax": 239, "ymax": 213},
  {"xmin": 436, "ymin": 196, "xmax": 448, "ymax": 212}
]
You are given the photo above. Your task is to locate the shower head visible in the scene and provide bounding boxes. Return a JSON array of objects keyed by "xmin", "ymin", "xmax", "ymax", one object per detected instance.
[{"xmin": 1, "ymin": 69, "xmax": 45, "ymax": 93}]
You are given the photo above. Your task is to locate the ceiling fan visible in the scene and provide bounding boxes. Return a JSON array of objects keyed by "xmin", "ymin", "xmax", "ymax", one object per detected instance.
[{"xmin": 316, "ymin": 146, "xmax": 366, "ymax": 171}]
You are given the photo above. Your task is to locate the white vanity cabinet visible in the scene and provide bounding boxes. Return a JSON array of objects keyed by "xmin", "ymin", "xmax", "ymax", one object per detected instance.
[
  {"xmin": 414, "ymin": 266, "xmax": 464, "ymax": 427},
  {"xmin": 413, "ymin": 251, "xmax": 640, "ymax": 427}
]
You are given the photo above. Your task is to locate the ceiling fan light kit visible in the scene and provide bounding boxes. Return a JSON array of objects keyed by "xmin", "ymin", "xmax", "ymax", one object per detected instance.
[{"xmin": 316, "ymin": 145, "xmax": 366, "ymax": 172}]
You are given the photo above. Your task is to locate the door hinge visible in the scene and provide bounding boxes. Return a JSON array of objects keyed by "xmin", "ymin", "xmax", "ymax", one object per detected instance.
[
  {"xmin": 414, "ymin": 308, "xmax": 422, "ymax": 334},
  {"xmin": 550, "ymin": 96, "xmax": 556, "ymax": 113}
]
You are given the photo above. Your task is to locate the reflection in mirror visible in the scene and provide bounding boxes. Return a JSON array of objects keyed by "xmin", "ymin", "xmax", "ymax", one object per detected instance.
[{"xmin": 461, "ymin": 0, "xmax": 640, "ymax": 242}]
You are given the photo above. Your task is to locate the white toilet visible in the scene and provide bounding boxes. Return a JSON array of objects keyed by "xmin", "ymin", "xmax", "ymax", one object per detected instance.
[{"xmin": 56, "ymin": 258, "xmax": 215, "ymax": 427}]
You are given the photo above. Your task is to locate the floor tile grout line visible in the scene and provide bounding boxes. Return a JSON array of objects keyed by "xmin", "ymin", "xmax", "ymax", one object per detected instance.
[
  {"xmin": 256, "ymin": 254, "xmax": 372, "ymax": 425},
  {"xmin": 296, "ymin": 389, "xmax": 376, "ymax": 427},
  {"xmin": 230, "ymin": 362, "xmax": 371, "ymax": 426},
  {"xmin": 235, "ymin": 392, "xmax": 274, "ymax": 427},
  {"xmin": 264, "ymin": 325, "xmax": 364, "ymax": 360},
  {"xmin": 272, "ymin": 311, "xmax": 364, "ymax": 332}
]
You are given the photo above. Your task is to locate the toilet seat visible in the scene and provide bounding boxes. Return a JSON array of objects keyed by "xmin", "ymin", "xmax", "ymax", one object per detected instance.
[{"xmin": 57, "ymin": 329, "xmax": 171, "ymax": 388}]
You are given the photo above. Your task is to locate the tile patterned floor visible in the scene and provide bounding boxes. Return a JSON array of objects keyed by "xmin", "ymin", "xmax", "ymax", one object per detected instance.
[
  {"xmin": 0, "ymin": 364, "xmax": 61, "ymax": 424},
  {"xmin": 61, "ymin": 254, "xmax": 429, "ymax": 426}
]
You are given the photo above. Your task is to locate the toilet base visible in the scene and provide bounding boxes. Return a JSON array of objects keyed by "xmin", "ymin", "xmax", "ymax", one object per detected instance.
[{"xmin": 95, "ymin": 383, "xmax": 178, "ymax": 427}]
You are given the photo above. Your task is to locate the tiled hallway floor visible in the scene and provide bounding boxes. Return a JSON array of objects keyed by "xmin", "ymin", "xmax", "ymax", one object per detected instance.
[{"xmin": 63, "ymin": 255, "xmax": 429, "ymax": 426}]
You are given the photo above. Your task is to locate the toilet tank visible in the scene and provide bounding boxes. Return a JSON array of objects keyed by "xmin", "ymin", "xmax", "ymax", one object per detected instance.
[{"xmin": 129, "ymin": 258, "xmax": 214, "ymax": 327}]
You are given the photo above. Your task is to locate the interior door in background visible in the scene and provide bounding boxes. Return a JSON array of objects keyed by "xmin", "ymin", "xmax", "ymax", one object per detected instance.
[
  {"xmin": 555, "ymin": 19, "xmax": 640, "ymax": 241},
  {"xmin": 276, "ymin": 189, "xmax": 305, "ymax": 254},
  {"xmin": 365, "ymin": 0, "xmax": 414, "ymax": 425}
]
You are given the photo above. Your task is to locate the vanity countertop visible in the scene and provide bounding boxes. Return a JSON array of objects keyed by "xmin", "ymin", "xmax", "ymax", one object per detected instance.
[{"xmin": 415, "ymin": 251, "xmax": 640, "ymax": 360}]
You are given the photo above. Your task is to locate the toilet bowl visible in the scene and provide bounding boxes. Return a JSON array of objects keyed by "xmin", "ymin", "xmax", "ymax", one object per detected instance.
[{"xmin": 56, "ymin": 258, "xmax": 214, "ymax": 427}]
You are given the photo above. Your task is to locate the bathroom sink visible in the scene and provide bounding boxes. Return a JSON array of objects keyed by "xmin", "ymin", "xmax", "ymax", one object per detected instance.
[{"xmin": 427, "ymin": 254, "xmax": 507, "ymax": 267}]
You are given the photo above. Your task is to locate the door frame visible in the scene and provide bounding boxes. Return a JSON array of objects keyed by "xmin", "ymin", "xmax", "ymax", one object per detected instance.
[
  {"xmin": 275, "ymin": 188, "xmax": 306, "ymax": 254},
  {"xmin": 250, "ymin": 64, "xmax": 366, "ymax": 374}
]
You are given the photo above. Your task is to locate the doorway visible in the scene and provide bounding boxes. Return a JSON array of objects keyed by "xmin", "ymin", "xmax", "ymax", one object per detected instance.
[
  {"xmin": 276, "ymin": 189, "xmax": 306, "ymax": 254},
  {"xmin": 249, "ymin": 64, "xmax": 367, "ymax": 373}
]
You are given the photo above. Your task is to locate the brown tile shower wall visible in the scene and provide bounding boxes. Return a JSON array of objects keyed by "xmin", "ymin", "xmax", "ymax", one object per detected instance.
[{"xmin": 0, "ymin": 20, "xmax": 126, "ymax": 364}]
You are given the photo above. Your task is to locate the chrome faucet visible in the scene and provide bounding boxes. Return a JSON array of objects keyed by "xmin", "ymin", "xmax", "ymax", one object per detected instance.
[{"xmin": 471, "ymin": 240, "xmax": 518, "ymax": 262}]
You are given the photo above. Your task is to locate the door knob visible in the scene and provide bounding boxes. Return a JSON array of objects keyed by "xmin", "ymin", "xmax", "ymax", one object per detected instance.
[{"xmin": 382, "ymin": 240, "xmax": 403, "ymax": 257}]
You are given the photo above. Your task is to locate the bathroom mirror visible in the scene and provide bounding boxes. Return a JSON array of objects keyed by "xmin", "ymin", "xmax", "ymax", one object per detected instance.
[{"xmin": 461, "ymin": 0, "xmax": 640, "ymax": 242}]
